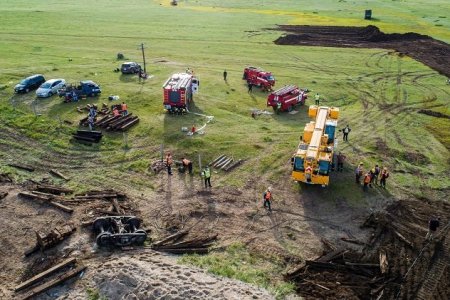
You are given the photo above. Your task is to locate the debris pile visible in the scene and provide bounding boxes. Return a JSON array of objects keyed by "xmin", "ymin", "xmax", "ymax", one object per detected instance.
[
  {"xmin": 209, "ymin": 154, "xmax": 245, "ymax": 172},
  {"xmin": 286, "ymin": 199, "xmax": 450, "ymax": 299},
  {"xmin": 24, "ymin": 223, "xmax": 77, "ymax": 257},
  {"xmin": 72, "ymin": 189, "xmax": 138, "ymax": 225},
  {"xmin": 152, "ymin": 230, "xmax": 217, "ymax": 254},
  {"xmin": 14, "ymin": 257, "xmax": 86, "ymax": 300},
  {"xmin": 150, "ymin": 160, "xmax": 167, "ymax": 173}
]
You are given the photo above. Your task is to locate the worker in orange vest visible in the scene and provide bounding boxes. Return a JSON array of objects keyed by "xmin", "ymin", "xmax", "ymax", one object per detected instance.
[
  {"xmin": 263, "ymin": 187, "xmax": 273, "ymax": 212},
  {"xmin": 166, "ymin": 152, "xmax": 173, "ymax": 175},
  {"xmin": 121, "ymin": 102, "xmax": 128, "ymax": 116},
  {"xmin": 363, "ymin": 172, "xmax": 371, "ymax": 192},
  {"xmin": 181, "ymin": 157, "xmax": 193, "ymax": 174}
]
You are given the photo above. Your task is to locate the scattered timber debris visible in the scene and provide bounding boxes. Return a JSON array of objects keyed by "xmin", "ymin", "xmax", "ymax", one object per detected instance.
[
  {"xmin": 150, "ymin": 160, "xmax": 167, "ymax": 173},
  {"xmin": 14, "ymin": 258, "xmax": 85, "ymax": 300},
  {"xmin": 209, "ymin": 155, "xmax": 245, "ymax": 172},
  {"xmin": 0, "ymin": 173, "xmax": 13, "ymax": 183},
  {"xmin": 34, "ymin": 184, "xmax": 73, "ymax": 195},
  {"xmin": 74, "ymin": 189, "xmax": 127, "ymax": 201},
  {"xmin": 15, "ymin": 257, "xmax": 77, "ymax": 292},
  {"xmin": 8, "ymin": 163, "xmax": 35, "ymax": 172},
  {"xmin": 24, "ymin": 223, "xmax": 76, "ymax": 257},
  {"xmin": 74, "ymin": 190, "xmax": 138, "ymax": 225},
  {"xmin": 19, "ymin": 191, "xmax": 74, "ymax": 213},
  {"xmin": 286, "ymin": 199, "xmax": 450, "ymax": 299},
  {"xmin": 72, "ymin": 130, "xmax": 103, "ymax": 145},
  {"xmin": 152, "ymin": 230, "xmax": 217, "ymax": 254},
  {"xmin": 49, "ymin": 169, "xmax": 70, "ymax": 181}
]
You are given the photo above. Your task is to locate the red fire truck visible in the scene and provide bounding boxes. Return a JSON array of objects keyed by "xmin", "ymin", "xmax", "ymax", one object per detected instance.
[
  {"xmin": 267, "ymin": 85, "xmax": 308, "ymax": 112},
  {"xmin": 163, "ymin": 73, "xmax": 199, "ymax": 114},
  {"xmin": 243, "ymin": 66, "xmax": 275, "ymax": 91}
]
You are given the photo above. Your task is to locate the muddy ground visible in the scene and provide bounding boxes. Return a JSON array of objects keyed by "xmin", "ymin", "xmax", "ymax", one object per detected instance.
[{"xmin": 274, "ymin": 25, "xmax": 450, "ymax": 79}]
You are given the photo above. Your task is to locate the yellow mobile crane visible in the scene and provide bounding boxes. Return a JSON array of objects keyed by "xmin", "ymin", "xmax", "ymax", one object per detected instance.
[{"xmin": 292, "ymin": 105, "xmax": 339, "ymax": 186}]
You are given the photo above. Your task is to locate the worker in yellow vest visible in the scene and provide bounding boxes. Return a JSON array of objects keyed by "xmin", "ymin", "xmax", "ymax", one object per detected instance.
[{"xmin": 201, "ymin": 166, "xmax": 212, "ymax": 188}]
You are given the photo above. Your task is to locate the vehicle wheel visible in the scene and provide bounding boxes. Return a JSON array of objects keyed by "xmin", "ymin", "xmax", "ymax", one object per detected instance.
[
  {"xmin": 287, "ymin": 105, "xmax": 293, "ymax": 112},
  {"xmin": 25, "ymin": 88, "xmax": 29, "ymax": 93},
  {"xmin": 48, "ymin": 92, "xmax": 53, "ymax": 97}
]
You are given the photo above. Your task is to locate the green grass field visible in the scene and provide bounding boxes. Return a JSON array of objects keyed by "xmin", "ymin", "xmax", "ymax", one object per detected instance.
[{"xmin": 0, "ymin": 0, "xmax": 449, "ymax": 295}]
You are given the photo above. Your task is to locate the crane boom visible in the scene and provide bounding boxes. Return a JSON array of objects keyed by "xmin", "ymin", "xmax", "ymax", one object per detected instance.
[{"xmin": 292, "ymin": 105, "xmax": 339, "ymax": 186}]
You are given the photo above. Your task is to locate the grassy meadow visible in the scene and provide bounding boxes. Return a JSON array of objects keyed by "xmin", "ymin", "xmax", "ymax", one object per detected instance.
[{"xmin": 0, "ymin": 0, "xmax": 448, "ymax": 197}]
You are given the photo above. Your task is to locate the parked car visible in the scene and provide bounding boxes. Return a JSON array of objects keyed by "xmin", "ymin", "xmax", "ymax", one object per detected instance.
[
  {"xmin": 59, "ymin": 80, "xmax": 101, "ymax": 102},
  {"xmin": 36, "ymin": 79, "xmax": 66, "ymax": 98},
  {"xmin": 121, "ymin": 62, "xmax": 141, "ymax": 74},
  {"xmin": 14, "ymin": 74, "xmax": 46, "ymax": 93}
]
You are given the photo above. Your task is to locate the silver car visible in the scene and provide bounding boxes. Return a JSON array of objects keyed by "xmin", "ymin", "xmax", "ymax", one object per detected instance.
[{"xmin": 36, "ymin": 79, "xmax": 66, "ymax": 98}]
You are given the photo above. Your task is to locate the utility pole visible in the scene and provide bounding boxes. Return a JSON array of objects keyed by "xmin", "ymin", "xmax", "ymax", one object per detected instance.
[{"xmin": 139, "ymin": 43, "xmax": 147, "ymax": 74}]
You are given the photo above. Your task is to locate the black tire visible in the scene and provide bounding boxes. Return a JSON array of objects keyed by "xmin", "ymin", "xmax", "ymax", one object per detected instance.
[
  {"xmin": 48, "ymin": 91, "xmax": 53, "ymax": 97},
  {"xmin": 287, "ymin": 105, "xmax": 293, "ymax": 112},
  {"xmin": 25, "ymin": 88, "xmax": 30, "ymax": 93}
]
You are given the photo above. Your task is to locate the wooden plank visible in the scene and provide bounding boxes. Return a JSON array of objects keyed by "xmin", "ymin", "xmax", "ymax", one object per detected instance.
[
  {"xmin": 19, "ymin": 192, "xmax": 73, "ymax": 213},
  {"xmin": 209, "ymin": 154, "xmax": 226, "ymax": 166},
  {"xmin": 111, "ymin": 198, "xmax": 124, "ymax": 214},
  {"xmin": 152, "ymin": 231, "xmax": 188, "ymax": 247},
  {"xmin": 120, "ymin": 117, "xmax": 139, "ymax": 131},
  {"xmin": 221, "ymin": 159, "xmax": 234, "ymax": 170},
  {"xmin": 317, "ymin": 249, "xmax": 347, "ymax": 263},
  {"xmin": 18, "ymin": 265, "xmax": 86, "ymax": 300},
  {"xmin": 379, "ymin": 249, "xmax": 388, "ymax": 274},
  {"xmin": 37, "ymin": 184, "xmax": 73, "ymax": 194},
  {"xmin": 49, "ymin": 169, "xmax": 70, "ymax": 181},
  {"xmin": 8, "ymin": 163, "xmax": 34, "ymax": 172},
  {"xmin": 302, "ymin": 279, "xmax": 330, "ymax": 291},
  {"xmin": 24, "ymin": 244, "xmax": 40, "ymax": 257},
  {"xmin": 49, "ymin": 201, "xmax": 73, "ymax": 213},
  {"xmin": 155, "ymin": 248, "xmax": 208, "ymax": 254},
  {"xmin": 14, "ymin": 258, "xmax": 77, "ymax": 292},
  {"xmin": 212, "ymin": 156, "xmax": 228, "ymax": 168},
  {"xmin": 223, "ymin": 159, "xmax": 244, "ymax": 172}
]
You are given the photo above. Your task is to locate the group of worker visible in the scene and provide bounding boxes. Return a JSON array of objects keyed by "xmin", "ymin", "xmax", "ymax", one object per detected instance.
[
  {"xmin": 165, "ymin": 152, "xmax": 212, "ymax": 188},
  {"xmin": 355, "ymin": 163, "xmax": 390, "ymax": 191}
]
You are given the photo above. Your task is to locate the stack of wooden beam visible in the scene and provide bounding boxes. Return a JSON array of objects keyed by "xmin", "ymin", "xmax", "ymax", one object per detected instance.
[
  {"xmin": 152, "ymin": 230, "xmax": 217, "ymax": 254},
  {"xmin": 209, "ymin": 155, "xmax": 245, "ymax": 172},
  {"xmin": 94, "ymin": 113, "xmax": 139, "ymax": 131},
  {"xmin": 72, "ymin": 130, "xmax": 103, "ymax": 144}
]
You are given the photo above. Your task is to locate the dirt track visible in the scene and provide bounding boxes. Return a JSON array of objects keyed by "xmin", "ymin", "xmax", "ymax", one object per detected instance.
[{"xmin": 274, "ymin": 25, "xmax": 450, "ymax": 78}]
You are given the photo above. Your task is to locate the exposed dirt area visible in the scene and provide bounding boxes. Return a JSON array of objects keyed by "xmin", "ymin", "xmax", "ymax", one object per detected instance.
[
  {"xmin": 274, "ymin": 25, "xmax": 450, "ymax": 78},
  {"xmin": 0, "ymin": 166, "xmax": 375, "ymax": 299}
]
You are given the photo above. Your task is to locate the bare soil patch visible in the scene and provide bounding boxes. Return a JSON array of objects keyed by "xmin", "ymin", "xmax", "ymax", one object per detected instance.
[{"xmin": 274, "ymin": 25, "xmax": 450, "ymax": 78}]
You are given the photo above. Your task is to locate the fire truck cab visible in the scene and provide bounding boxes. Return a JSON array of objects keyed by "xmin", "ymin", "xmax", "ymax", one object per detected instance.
[
  {"xmin": 163, "ymin": 73, "xmax": 199, "ymax": 114},
  {"xmin": 243, "ymin": 66, "xmax": 275, "ymax": 91},
  {"xmin": 267, "ymin": 85, "xmax": 308, "ymax": 112}
]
